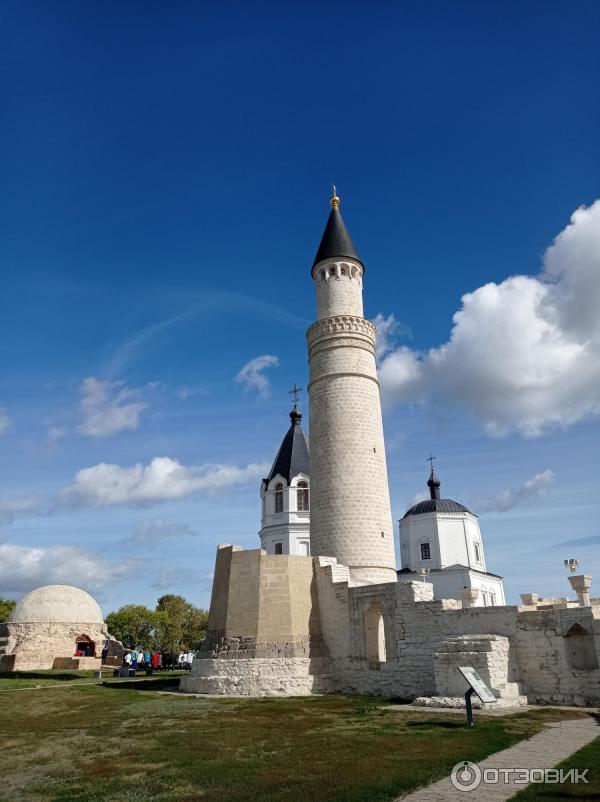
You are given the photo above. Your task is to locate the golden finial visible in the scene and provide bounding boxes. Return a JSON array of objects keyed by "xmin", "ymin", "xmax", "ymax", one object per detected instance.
[{"xmin": 330, "ymin": 183, "xmax": 340, "ymax": 209}]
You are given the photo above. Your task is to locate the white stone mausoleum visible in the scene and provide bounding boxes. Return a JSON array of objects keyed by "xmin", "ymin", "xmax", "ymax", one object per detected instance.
[
  {"xmin": 181, "ymin": 189, "xmax": 600, "ymax": 706},
  {"xmin": 0, "ymin": 584, "xmax": 120, "ymax": 672}
]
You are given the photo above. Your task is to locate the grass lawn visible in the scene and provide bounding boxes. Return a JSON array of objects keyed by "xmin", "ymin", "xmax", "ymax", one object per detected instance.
[
  {"xmin": 512, "ymin": 735, "xmax": 600, "ymax": 801},
  {"xmin": 0, "ymin": 679, "xmax": 594, "ymax": 802}
]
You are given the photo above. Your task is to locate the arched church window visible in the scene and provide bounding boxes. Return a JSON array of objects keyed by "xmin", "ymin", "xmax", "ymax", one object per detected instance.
[
  {"xmin": 474, "ymin": 543, "xmax": 481, "ymax": 562},
  {"xmin": 297, "ymin": 480, "xmax": 309, "ymax": 511},
  {"xmin": 274, "ymin": 483, "xmax": 284, "ymax": 513}
]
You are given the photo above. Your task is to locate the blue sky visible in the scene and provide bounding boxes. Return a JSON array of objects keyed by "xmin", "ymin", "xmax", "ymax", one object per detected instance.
[{"xmin": 1, "ymin": 1, "xmax": 599, "ymax": 612}]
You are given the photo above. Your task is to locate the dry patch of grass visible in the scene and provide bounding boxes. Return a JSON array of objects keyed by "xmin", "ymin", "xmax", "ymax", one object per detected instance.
[{"xmin": 0, "ymin": 685, "xmax": 595, "ymax": 802}]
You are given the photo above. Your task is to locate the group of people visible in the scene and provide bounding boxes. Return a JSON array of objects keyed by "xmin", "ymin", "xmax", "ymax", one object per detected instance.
[
  {"xmin": 123, "ymin": 648, "xmax": 161, "ymax": 670},
  {"xmin": 121, "ymin": 649, "xmax": 195, "ymax": 672}
]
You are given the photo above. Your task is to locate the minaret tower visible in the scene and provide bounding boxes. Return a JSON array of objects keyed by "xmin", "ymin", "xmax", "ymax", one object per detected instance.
[{"xmin": 307, "ymin": 187, "xmax": 397, "ymax": 583}]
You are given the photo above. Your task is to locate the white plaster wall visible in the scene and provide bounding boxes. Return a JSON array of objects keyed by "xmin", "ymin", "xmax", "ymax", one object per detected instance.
[
  {"xmin": 400, "ymin": 512, "xmax": 488, "ymax": 573},
  {"xmin": 438, "ymin": 518, "xmax": 470, "ymax": 567},
  {"xmin": 259, "ymin": 472, "xmax": 311, "ymax": 555}
]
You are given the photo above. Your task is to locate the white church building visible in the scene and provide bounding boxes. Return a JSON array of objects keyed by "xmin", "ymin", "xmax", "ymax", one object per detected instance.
[
  {"xmin": 259, "ymin": 406, "xmax": 311, "ymax": 556},
  {"xmin": 398, "ymin": 469, "xmax": 506, "ymax": 607}
]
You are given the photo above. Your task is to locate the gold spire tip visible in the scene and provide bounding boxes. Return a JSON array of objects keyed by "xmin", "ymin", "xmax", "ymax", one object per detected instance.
[{"xmin": 330, "ymin": 183, "xmax": 340, "ymax": 209}]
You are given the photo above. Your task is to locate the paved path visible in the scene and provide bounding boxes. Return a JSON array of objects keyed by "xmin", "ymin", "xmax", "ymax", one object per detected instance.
[{"xmin": 395, "ymin": 716, "xmax": 599, "ymax": 801}]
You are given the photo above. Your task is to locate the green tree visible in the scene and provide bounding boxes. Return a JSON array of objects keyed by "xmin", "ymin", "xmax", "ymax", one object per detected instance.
[
  {"xmin": 0, "ymin": 598, "xmax": 16, "ymax": 622},
  {"xmin": 155, "ymin": 594, "xmax": 208, "ymax": 653},
  {"xmin": 105, "ymin": 604, "xmax": 157, "ymax": 649}
]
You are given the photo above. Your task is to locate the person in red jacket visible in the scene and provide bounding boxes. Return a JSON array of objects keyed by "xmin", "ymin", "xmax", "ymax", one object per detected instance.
[{"xmin": 151, "ymin": 651, "xmax": 159, "ymax": 670}]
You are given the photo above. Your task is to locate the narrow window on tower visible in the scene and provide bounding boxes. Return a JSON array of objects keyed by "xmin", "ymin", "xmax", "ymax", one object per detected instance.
[
  {"xmin": 474, "ymin": 543, "xmax": 481, "ymax": 562},
  {"xmin": 297, "ymin": 480, "xmax": 309, "ymax": 511},
  {"xmin": 274, "ymin": 542, "xmax": 283, "ymax": 555},
  {"xmin": 420, "ymin": 542, "xmax": 431, "ymax": 560},
  {"xmin": 274, "ymin": 483, "xmax": 284, "ymax": 513}
]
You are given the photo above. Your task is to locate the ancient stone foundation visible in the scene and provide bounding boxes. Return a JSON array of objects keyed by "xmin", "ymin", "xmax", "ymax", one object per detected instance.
[{"xmin": 181, "ymin": 547, "xmax": 600, "ymax": 706}]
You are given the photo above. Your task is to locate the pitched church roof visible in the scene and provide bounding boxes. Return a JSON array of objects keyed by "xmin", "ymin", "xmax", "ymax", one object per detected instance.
[
  {"xmin": 312, "ymin": 188, "xmax": 363, "ymax": 270},
  {"xmin": 265, "ymin": 408, "xmax": 310, "ymax": 485},
  {"xmin": 402, "ymin": 469, "xmax": 474, "ymax": 518}
]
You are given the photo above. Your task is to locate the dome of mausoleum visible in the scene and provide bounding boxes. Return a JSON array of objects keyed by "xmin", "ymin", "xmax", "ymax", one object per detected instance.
[{"xmin": 8, "ymin": 584, "xmax": 104, "ymax": 624}]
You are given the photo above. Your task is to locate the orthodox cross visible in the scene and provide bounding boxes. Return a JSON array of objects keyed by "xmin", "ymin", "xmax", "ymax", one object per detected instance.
[
  {"xmin": 426, "ymin": 453, "xmax": 436, "ymax": 472},
  {"xmin": 289, "ymin": 383, "xmax": 303, "ymax": 408}
]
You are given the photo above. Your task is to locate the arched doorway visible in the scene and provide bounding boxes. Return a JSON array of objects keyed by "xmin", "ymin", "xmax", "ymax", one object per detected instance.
[
  {"xmin": 75, "ymin": 634, "xmax": 95, "ymax": 657},
  {"xmin": 365, "ymin": 605, "xmax": 387, "ymax": 669},
  {"xmin": 564, "ymin": 623, "xmax": 598, "ymax": 671}
]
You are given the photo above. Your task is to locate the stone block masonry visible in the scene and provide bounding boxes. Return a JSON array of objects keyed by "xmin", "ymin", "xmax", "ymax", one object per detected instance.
[
  {"xmin": 307, "ymin": 295, "xmax": 397, "ymax": 584},
  {"xmin": 181, "ymin": 549, "xmax": 600, "ymax": 704}
]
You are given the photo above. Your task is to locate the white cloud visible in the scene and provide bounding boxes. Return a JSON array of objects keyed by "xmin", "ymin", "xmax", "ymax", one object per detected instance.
[
  {"xmin": 475, "ymin": 470, "xmax": 555, "ymax": 513},
  {"xmin": 77, "ymin": 377, "xmax": 147, "ymax": 438},
  {"xmin": 372, "ymin": 313, "xmax": 410, "ymax": 360},
  {"xmin": 0, "ymin": 497, "xmax": 40, "ymax": 526},
  {"xmin": 58, "ymin": 457, "xmax": 270, "ymax": 507},
  {"xmin": 0, "ymin": 406, "xmax": 11, "ymax": 436},
  {"xmin": 46, "ymin": 425, "xmax": 67, "ymax": 443},
  {"xmin": 0, "ymin": 542, "xmax": 131, "ymax": 595},
  {"xmin": 177, "ymin": 385, "xmax": 210, "ymax": 400},
  {"xmin": 235, "ymin": 355, "xmax": 279, "ymax": 398},
  {"xmin": 378, "ymin": 200, "xmax": 600, "ymax": 436},
  {"xmin": 123, "ymin": 518, "xmax": 198, "ymax": 547}
]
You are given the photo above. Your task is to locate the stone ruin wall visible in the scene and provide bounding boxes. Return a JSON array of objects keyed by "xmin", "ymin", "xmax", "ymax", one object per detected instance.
[
  {"xmin": 316, "ymin": 558, "xmax": 600, "ymax": 706},
  {"xmin": 0, "ymin": 621, "xmax": 110, "ymax": 671},
  {"xmin": 180, "ymin": 547, "xmax": 600, "ymax": 705}
]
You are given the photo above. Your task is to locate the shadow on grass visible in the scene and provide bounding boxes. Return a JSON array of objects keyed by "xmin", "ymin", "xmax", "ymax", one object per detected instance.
[
  {"xmin": 102, "ymin": 677, "xmax": 181, "ymax": 692},
  {"xmin": 0, "ymin": 671, "xmax": 85, "ymax": 682}
]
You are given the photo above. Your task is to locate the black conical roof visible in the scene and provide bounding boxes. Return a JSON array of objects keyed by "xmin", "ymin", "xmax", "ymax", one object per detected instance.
[
  {"xmin": 266, "ymin": 409, "xmax": 310, "ymax": 484},
  {"xmin": 312, "ymin": 205, "xmax": 363, "ymax": 269}
]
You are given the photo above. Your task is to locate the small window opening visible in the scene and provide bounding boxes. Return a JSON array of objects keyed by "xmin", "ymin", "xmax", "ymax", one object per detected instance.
[
  {"xmin": 274, "ymin": 483, "xmax": 284, "ymax": 513},
  {"xmin": 274, "ymin": 542, "xmax": 283, "ymax": 555},
  {"xmin": 296, "ymin": 480, "xmax": 309, "ymax": 511},
  {"xmin": 420, "ymin": 542, "xmax": 431, "ymax": 560}
]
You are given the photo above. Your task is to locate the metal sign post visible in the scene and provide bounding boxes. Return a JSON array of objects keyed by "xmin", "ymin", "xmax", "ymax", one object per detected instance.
[
  {"xmin": 458, "ymin": 666, "xmax": 496, "ymax": 726},
  {"xmin": 464, "ymin": 687, "xmax": 475, "ymax": 726}
]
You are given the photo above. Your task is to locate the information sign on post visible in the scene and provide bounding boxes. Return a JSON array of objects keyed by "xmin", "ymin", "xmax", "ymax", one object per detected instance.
[{"xmin": 457, "ymin": 666, "xmax": 496, "ymax": 726}]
